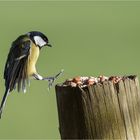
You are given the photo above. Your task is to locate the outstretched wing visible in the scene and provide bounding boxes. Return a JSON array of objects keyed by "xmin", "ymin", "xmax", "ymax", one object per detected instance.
[
  {"xmin": 4, "ymin": 35, "xmax": 31, "ymax": 92},
  {"xmin": 0, "ymin": 36, "xmax": 31, "ymax": 118}
]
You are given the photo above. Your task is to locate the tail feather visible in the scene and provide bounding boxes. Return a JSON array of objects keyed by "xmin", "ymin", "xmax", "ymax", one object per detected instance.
[{"xmin": 0, "ymin": 88, "xmax": 10, "ymax": 118}]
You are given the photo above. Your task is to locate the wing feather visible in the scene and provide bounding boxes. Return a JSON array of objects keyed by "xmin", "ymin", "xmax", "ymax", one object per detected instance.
[
  {"xmin": 0, "ymin": 35, "xmax": 32, "ymax": 118},
  {"xmin": 4, "ymin": 35, "xmax": 31, "ymax": 92}
]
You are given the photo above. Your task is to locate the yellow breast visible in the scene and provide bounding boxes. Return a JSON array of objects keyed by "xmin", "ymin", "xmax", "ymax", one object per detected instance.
[{"xmin": 27, "ymin": 43, "xmax": 40, "ymax": 76}]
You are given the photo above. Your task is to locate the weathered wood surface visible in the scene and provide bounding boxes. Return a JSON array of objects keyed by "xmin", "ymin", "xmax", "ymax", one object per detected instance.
[{"xmin": 55, "ymin": 76, "xmax": 140, "ymax": 139}]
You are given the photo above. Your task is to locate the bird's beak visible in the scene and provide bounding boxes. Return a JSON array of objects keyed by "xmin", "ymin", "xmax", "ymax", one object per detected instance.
[{"xmin": 47, "ymin": 43, "xmax": 52, "ymax": 47}]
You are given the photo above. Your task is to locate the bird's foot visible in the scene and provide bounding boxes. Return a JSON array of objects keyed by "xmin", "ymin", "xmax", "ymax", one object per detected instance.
[{"xmin": 43, "ymin": 69, "xmax": 64, "ymax": 90}]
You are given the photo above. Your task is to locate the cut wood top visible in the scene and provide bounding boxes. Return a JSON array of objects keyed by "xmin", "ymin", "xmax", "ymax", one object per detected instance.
[{"xmin": 56, "ymin": 75, "xmax": 137, "ymax": 88}]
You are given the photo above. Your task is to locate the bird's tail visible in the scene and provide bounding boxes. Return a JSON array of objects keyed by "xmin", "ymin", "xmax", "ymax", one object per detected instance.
[{"xmin": 0, "ymin": 88, "xmax": 10, "ymax": 118}]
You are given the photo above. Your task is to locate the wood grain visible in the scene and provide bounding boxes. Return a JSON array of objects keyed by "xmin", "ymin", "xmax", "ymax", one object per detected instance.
[{"xmin": 55, "ymin": 76, "xmax": 140, "ymax": 139}]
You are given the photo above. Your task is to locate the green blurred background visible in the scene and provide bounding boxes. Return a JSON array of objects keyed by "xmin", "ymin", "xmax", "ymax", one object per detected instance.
[{"xmin": 0, "ymin": 0, "xmax": 140, "ymax": 139}]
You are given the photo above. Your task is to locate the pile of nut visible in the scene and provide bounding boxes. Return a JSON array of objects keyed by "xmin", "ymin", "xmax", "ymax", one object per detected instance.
[{"xmin": 63, "ymin": 76, "xmax": 123, "ymax": 87}]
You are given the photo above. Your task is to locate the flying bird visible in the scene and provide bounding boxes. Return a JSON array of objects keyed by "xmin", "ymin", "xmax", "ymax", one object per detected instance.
[{"xmin": 0, "ymin": 31, "xmax": 63, "ymax": 118}]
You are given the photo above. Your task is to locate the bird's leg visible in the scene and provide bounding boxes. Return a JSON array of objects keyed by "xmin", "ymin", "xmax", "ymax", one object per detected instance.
[
  {"xmin": 33, "ymin": 69, "xmax": 64, "ymax": 90},
  {"xmin": 33, "ymin": 73, "xmax": 43, "ymax": 80},
  {"xmin": 33, "ymin": 73, "xmax": 54, "ymax": 90},
  {"xmin": 43, "ymin": 69, "xmax": 64, "ymax": 90}
]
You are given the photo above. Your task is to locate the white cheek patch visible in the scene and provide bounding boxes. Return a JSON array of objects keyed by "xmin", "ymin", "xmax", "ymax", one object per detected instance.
[{"xmin": 34, "ymin": 36, "xmax": 46, "ymax": 47}]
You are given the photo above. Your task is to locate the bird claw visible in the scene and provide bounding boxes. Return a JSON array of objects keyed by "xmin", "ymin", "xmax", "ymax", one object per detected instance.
[
  {"xmin": 47, "ymin": 77, "xmax": 55, "ymax": 90},
  {"xmin": 43, "ymin": 69, "xmax": 64, "ymax": 90}
]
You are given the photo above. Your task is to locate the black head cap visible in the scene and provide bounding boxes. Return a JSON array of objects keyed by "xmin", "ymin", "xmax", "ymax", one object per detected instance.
[{"xmin": 27, "ymin": 31, "xmax": 52, "ymax": 48}]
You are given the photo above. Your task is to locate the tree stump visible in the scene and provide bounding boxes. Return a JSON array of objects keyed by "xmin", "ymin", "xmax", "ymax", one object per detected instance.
[{"xmin": 55, "ymin": 75, "xmax": 140, "ymax": 140}]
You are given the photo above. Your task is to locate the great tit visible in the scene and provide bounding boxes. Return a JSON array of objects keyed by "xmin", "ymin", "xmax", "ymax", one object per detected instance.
[{"xmin": 0, "ymin": 31, "xmax": 63, "ymax": 118}]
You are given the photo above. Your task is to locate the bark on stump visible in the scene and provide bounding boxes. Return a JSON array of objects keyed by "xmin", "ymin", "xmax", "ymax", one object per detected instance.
[{"xmin": 55, "ymin": 76, "xmax": 140, "ymax": 140}]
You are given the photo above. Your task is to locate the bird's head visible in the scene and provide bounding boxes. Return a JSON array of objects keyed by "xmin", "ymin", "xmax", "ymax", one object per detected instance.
[{"xmin": 27, "ymin": 31, "xmax": 52, "ymax": 48}]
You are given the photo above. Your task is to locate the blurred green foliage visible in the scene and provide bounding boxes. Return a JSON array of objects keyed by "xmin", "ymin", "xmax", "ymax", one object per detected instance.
[{"xmin": 0, "ymin": 1, "xmax": 140, "ymax": 139}]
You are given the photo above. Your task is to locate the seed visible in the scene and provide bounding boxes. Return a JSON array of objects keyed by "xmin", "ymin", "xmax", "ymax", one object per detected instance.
[
  {"xmin": 71, "ymin": 82, "xmax": 77, "ymax": 87},
  {"xmin": 88, "ymin": 78, "xmax": 95, "ymax": 85},
  {"xmin": 73, "ymin": 76, "xmax": 81, "ymax": 82}
]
